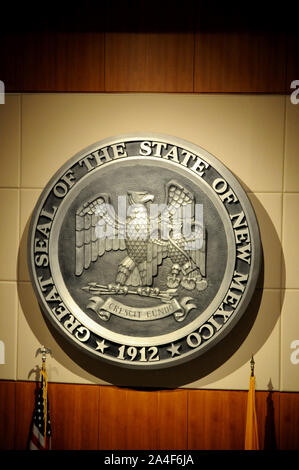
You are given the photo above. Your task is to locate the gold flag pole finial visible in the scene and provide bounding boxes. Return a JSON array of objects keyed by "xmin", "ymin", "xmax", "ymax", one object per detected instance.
[{"xmin": 250, "ymin": 354, "xmax": 255, "ymax": 377}]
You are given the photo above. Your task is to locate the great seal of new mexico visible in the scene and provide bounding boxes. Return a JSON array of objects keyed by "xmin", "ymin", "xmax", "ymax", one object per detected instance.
[{"xmin": 28, "ymin": 134, "xmax": 261, "ymax": 369}]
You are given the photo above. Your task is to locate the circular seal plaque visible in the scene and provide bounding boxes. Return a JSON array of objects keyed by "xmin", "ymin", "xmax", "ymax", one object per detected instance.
[{"xmin": 28, "ymin": 134, "xmax": 261, "ymax": 369}]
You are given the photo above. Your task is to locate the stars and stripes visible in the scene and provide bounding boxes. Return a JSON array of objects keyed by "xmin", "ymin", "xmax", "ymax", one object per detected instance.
[{"xmin": 29, "ymin": 364, "xmax": 52, "ymax": 450}]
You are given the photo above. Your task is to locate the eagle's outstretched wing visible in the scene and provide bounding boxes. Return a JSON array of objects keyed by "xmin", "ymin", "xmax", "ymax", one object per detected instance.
[
  {"xmin": 186, "ymin": 227, "xmax": 206, "ymax": 277},
  {"xmin": 75, "ymin": 194, "xmax": 126, "ymax": 276},
  {"xmin": 165, "ymin": 180, "xmax": 194, "ymax": 216},
  {"xmin": 165, "ymin": 180, "xmax": 206, "ymax": 276}
]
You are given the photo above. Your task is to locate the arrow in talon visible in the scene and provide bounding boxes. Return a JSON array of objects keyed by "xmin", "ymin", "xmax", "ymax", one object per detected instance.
[{"xmin": 82, "ymin": 284, "xmax": 179, "ymax": 301}]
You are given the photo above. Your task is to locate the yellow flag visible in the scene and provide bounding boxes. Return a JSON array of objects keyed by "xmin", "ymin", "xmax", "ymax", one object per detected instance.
[
  {"xmin": 41, "ymin": 361, "xmax": 48, "ymax": 438},
  {"xmin": 245, "ymin": 375, "xmax": 259, "ymax": 450}
]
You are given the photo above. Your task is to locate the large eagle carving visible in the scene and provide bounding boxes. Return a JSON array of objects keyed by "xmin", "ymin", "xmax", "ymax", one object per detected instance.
[{"xmin": 75, "ymin": 181, "xmax": 206, "ymax": 291}]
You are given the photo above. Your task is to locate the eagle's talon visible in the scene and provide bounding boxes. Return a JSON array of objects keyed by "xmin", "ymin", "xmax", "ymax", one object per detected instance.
[
  {"xmin": 181, "ymin": 276, "xmax": 196, "ymax": 291},
  {"xmin": 196, "ymin": 279, "xmax": 208, "ymax": 291},
  {"xmin": 182, "ymin": 262, "xmax": 193, "ymax": 276},
  {"xmin": 167, "ymin": 274, "xmax": 180, "ymax": 289}
]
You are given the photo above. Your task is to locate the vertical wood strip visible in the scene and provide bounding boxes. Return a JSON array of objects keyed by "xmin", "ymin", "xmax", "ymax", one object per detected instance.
[
  {"xmin": 188, "ymin": 389, "xmax": 248, "ymax": 450},
  {"xmin": 50, "ymin": 383, "xmax": 100, "ymax": 450},
  {"xmin": 279, "ymin": 392, "xmax": 299, "ymax": 450},
  {"xmin": 0, "ymin": 32, "xmax": 105, "ymax": 92},
  {"xmin": 105, "ymin": 32, "xmax": 194, "ymax": 92},
  {"xmin": 194, "ymin": 31, "xmax": 287, "ymax": 93},
  {"xmin": 14, "ymin": 381, "xmax": 36, "ymax": 449},
  {"xmin": 286, "ymin": 33, "xmax": 299, "ymax": 94},
  {"xmin": 0, "ymin": 380, "xmax": 16, "ymax": 450},
  {"xmin": 158, "ymin": 389, "xmax": 188, "ymax": 449},
  {"xmin": 99, "ymin": 386, "xmax": 125, "ymax": 449},
  {"xmin": 99, "ymin": 386, "xmax": 159, "ymax": 449}
]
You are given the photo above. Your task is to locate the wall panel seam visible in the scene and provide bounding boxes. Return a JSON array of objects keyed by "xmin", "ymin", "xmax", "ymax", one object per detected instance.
[
  {"xmin": 285, "ymin": 33, "xmax": 290, "ymax": 95},
  {"xmin": 17, "ymin": 189, "xmax": 299, "ymax": 194},
  {"xmin": 186, "ymin": 389, "xmax": 190, "ymax": 450},
  {"xmin": 13, "ymin": 380, "xmax": 17, "ymax": 450},
  {"xmin": 19, "ymin": 94, "xmax": 22, "ymax": 189},
  {"xmin": 279, "ymin": 96, "xmax": 288, "ymax": 392},
  {"xmin": 98, "ymin": 384, "xmax": 101, "ymax": 450},
  {"xmin": 16, "ymin": 94, "xmax": 23, "ymax": 384},
  {"xmin": 192, "ymin": 30, "xmax": 196, "ymax": 93},
  {"xmin": 103, "ymin": 31, "xmax": 106, "ymax": 93}
]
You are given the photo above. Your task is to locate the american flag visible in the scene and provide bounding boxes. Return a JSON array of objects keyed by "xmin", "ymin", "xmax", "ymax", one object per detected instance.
[{"xmin": 29, "ymin": 368, "xmax": 52, "ymax": 450}]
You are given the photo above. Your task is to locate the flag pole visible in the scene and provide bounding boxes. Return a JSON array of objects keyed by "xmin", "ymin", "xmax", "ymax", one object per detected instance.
[
  {"xmin": 37, "ymin": 346, "xmax": 52, "ymax": 440},
  {"xmin": 29, "ymin": 346, "xmax": 53, "ymax": 450},
  {"xmin": 245, "ymin": 354, "xmax": 259, "ymax": 450}
]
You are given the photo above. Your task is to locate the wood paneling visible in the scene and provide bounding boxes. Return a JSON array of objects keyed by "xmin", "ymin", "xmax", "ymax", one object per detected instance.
[
  {"xmin": 194, "ymin": 32, "xmax": 287, "ymax": 93},
  {"xmin": 188, "ymin": 389, "xmax": 281, "ymax": 450},
  {"xmin": 188, "ymin": 389, "xmax": 247, "ymax": 450},
  {"xmin": 279, "ymin": 392, "xmax": 299, "ymax": 450},
  {"xmin": 0, "ymin": 32, "xmax": 105, "ymax": 92},
  {"xmin": 158, "ymin": 389, "xmax": 188, "ymax": 449},
  {"xmin": 49, "ymin": 383, "xmax": 100, "ymax": 450},
  {"xmin": 13, "ymin": 381, "xmax": 100, "ymax": 450},
  {"xmin": 1, "ymin": 3, "xmax": 294, "ymax": 93},
  {"xmin": 0, "ymin": 381, "xmax": 15, "ymax": 450},
  {"xmin": 99, "ymin": 387, "xmax": 188, "ymax": 450},
  {"xmin": 2, "ymin": 29, "xmax": 289, "ymax": 94},
  {"xmin": 99, "ymin": 387, "xmax": 159, "ymax": 450},
  {"xmin": 0, "ymin": 381, "xmax": 298, "ymax": 450},
  {"xmin": 14, "ymin": 381, "xmax": 36, "ymax": 449},
  {"xmin": 104, "ymin": 32, "xmax": 194, "ymax": 92},
  {"xmin": 286, "ymin": 33, "xmax": 299, "ymax": 92}
]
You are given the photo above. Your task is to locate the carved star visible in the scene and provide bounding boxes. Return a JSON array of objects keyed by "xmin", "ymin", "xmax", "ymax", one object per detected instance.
[
  {"xmin": 95, "ymin": 339, "xmax": 109, "ymax": 353},
  {"xmin": 167, "ymin": 343, "xmax": 181, "ymax": 357}
]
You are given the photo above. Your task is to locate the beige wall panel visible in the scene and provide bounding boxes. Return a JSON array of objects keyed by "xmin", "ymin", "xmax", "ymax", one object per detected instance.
[
  {"xmin": 0, "ymin": 95, "xmax": 20, "ymax": 187},
  {"xmin": 280, "ymin": 290, "xmax": 299, "ymax": 392},
  {"xmin": 284, "ymin": 99, "xmax": 299, "ymax": 192},
  {"xmin": 18, "ymin": 189, "xmax": 42, "ymax": 282},
  {"xmin": 0, "ymin": 282, "xmax": 18, "ymax": 379},
  {"xmin": 0, "ymin": 189, "xmax": 19, "ymax": 281},
  {"xmin": 16, "ymin": 283, "xmax": 281, "ymax": 389},
  {"xmin": 21, "ymin": 94, "xmax": 284, "ymax": 192},
  {"xmin": 184, "ymin": 289, "xmax": 281, "ymax": 391},
  {"xmin": 249, "ymin": 193, "xmax": 282, "ymax": 289},
  {"xmin": 282, "ymin": 194, "xmax": 299, "ymax": 289},
  {"xmin": 17, "ymin": 281, "xmax": 108, "ymax": 385},
  {"xmin": 0, "ymin": 92, "xmax": 288, "ymax": 389}
]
